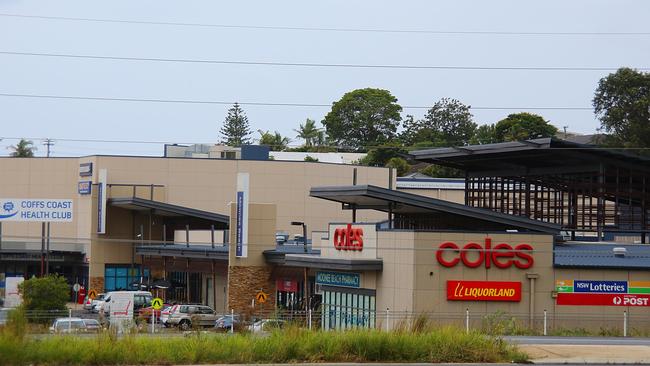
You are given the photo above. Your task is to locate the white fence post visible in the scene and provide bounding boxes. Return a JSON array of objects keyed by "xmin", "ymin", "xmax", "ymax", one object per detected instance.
[
  {"xmin": 308, "ymin": 309, "xmax": 312, "ymax": 330},
  {"xmin": 151, "ymin": 309, "xmax": 155, "ymax": 334},
  {"xmin": 230, "ymin": 309, "xmax": 234, "ymax": 334},
  {"xmin": 624, "ymin": 310, "xmax": 628, "ymax": 337},
  {"xmin": 68, "ymin": 308, "xmax": 72, "ymax": 332},
  {"xmin": 386, "ymin": 308, "xmax": 390, "ymax": 331},
  {"xmin": 543, "ymin": 309, "xmax": 547, "ymax": 336},
  {"xmin": 465, "ymin": 308, "xmax": 469, "ymax": 333}
]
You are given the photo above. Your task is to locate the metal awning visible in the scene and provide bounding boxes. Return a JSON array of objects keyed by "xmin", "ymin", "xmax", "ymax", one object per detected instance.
[
  {"xmin": 310, "ymin": 184, "xmax": 560, "ymax": 234},
  {"xmin": 136, "ymin": 244, "xmax": 228, "ymax": 260},
  {"xmin": 263, "ymin": 251, "xmax": 382, "ymax": 271},
  {"xmin": 109, "ymin": 197, "xmax": 229, "ymax": 227}
]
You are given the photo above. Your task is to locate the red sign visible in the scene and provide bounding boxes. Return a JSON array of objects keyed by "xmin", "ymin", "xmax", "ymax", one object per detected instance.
[
  {"xmin": 276, "ymin": 279, "xmax": 298, "ymax": 293},
  {"xmin": 447, "ymin": 280, "xmax": 522, "ymax": 302},
  {"xmin": 436, "ymin": 238, "xmax": 534, "ymax": 269},
  {"xmin": 333, "ymin": 224, "xmax": 363, "ymax": 251},
  {"xmin": 557, "ymin": 293, "xmax": 650, "ymax": 306}
]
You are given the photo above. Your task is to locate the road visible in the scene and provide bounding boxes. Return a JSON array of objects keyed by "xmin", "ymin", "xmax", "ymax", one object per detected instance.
[{"xmin": 506, "ymin": 335, "xmax": 650, "ymax": 346}]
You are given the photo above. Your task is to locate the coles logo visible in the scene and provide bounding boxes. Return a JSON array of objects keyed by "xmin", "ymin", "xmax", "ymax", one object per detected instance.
[
  {"xmin": 333, "ymin": 224, "xmax": 364, "ymax": 251},
  {"xmin": 436, "ymin": 238, "xmax": 534, "ymax": 269}
]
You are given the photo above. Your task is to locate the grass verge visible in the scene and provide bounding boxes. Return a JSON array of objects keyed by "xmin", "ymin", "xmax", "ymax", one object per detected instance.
[{"xmin": 0, "ymin": 326, "xmax": 527, "ymax": 365}]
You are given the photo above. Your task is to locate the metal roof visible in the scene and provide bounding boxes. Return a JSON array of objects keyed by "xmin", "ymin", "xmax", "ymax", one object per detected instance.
[
  {"xmin": 136, "ymin": 244, "xmax": 228, "ymax": 260},
  {"xmin": 554, "ymin": 242, "xmax": 650, "ymax": 269},
  {"xmin": 109, "ymin": 197, "xmax": 229, "ymax": 226},
  {"xmin": 410, "ymin": 138, "xmax": 650, "ymax": 175},
  {"xmin": 265, "ymin": 252, "xmax": 383, "ymax": 271},
  {"xmin": 310, "ymin": 184, "xmax": 560, "ymax": 234}
]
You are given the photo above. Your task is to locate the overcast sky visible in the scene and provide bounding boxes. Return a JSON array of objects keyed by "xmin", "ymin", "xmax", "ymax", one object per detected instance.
[{"xmin": 1, "ymin": 0, "xmax": 649, "ymax": 157}]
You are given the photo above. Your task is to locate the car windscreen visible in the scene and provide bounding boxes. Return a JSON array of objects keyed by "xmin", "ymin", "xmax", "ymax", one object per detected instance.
[{"xmin": 56, "ymin": 320, "xmax": 85, "ymax": 329}]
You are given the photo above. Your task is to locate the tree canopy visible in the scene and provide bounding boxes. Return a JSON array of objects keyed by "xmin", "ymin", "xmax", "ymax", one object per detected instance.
[
  {"xmin": 400, "ymin": 98, "xmax": 476, "ymax": 147},
  {"xmin": 322, "ymin": 88, "xmax": 402, "ymax": 151},
  {"xmin": 494, "ymin": 112, "xmax": 558, "ymax": 142},
  {"xmin": 9, "ymin": 139, "xmax": 36, "ymax": 157},
  {"xmin": 593, "ymin": 68, "xmax": 650, "ymax": 148},
  {"xmin": 258, "ymin": 130, "xmax": 290, "ymax": 151},
  {"xmin": 294, "ymin": 119, "xmax": 322, "ymax": 147},
  {"xmin": 18, "ymin": 275, "xmax": 69, "ymax": 321},
  {"xmin": 220, "ymin": 103, "xmax": 252, "ymax": 146}
]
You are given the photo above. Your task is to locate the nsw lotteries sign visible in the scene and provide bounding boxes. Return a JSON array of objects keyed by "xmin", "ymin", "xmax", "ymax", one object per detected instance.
[
  {"xmin": 0, "ymin": 199, "xmax": 73, "ymax": 222},
  {"xmin": 556, "ymin": 280, "xmax": 650, "ymax": 306}
]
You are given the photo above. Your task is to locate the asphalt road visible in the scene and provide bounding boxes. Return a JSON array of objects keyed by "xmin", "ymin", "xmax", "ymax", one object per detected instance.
[{"xmin": 506, "ymin": 335, "xmax": 650, "ymax": 346}]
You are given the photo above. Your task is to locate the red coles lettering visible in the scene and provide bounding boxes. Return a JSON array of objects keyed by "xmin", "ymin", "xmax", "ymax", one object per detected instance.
[
  {"xmin": 333, "ymin": 224, "xmax": 364, "ymax": 251},
  {"xmin": 435, "ymin": 238, "xmax": 534, "ymax": 269}
]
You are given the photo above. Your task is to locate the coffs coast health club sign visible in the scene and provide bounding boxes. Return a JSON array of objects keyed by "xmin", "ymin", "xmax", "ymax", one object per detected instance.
[{"xmin": 0, "ymin": 199, "xmax": 73, "ymax": 222}]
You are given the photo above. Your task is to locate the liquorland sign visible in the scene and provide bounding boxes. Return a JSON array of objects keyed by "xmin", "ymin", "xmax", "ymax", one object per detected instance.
[
  {"xmin": 447, "ymin": 280, "xmax": 522, "ymax": 302},
  {"xmin": 0, "ymin": 199, "xmax": 73, "ymax": 222},
  {"xmin": 436, "ymin": 238, "xmax": 534, "ymax": 269}
]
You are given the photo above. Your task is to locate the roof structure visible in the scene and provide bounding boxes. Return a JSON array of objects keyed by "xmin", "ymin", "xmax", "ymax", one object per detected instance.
[
  {"xmin": 135, "ymin": 244, "xmax": 228, "ymax": 260},
  {"xmin": 555, "ymin": 242, "xmax": 650, "ymax": 269},
  {"xmin": 410, "ymin": 138, "xmax": 650, "ymax": 238},
  {"xmin": 310, "ymin": 184, "xmax": 560, "ymax": 234},
  {"xmin": 109, "ymin": 197, "xmax": 229, "ymax": 227}
]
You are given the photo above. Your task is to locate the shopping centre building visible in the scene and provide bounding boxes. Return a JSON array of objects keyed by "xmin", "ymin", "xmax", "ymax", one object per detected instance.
[{"xmin": 2, "ymin": 138, "xmax": 650, "ymax": 331}]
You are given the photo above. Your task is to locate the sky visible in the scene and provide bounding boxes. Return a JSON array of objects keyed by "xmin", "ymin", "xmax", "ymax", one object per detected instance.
[{"xmin": 1, "ymin": 0, "xmax": 649, "ymax": 157}]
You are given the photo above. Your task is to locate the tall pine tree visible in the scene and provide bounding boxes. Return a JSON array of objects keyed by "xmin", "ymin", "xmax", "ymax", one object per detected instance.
[{"xmin": 220, "ymin": 103, "xmax": 252, "ymax": 146}]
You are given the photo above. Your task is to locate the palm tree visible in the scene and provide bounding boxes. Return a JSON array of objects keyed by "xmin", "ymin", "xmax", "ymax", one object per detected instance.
[
  {"xmin": 8, "ymin": 139, "xmax": 36, "ymax": 157},
  {"xmin": 294, "ymin": 119, "xmax": 322, "ymax": 147},
  {"xmin": 257, "ymin": 130, "xmax": 290, "ymax": 151}
]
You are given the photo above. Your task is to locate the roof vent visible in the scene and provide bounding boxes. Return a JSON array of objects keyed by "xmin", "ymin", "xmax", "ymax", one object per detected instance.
[{"xmin": 613, "ymin": 247, "xmax": 627, "ymax": 257}]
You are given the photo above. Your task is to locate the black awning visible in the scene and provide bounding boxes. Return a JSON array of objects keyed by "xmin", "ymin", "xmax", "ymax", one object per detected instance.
[
  {"xmin": 264, "ymin": 251, "xmax": 382, "ymax": 271},
  {"xmin": 136, "ymin": 244, "xmax": 228, "ymax": 260},
  {"xmin": 109, "ymin": 197, "xmax": 229, "ymax": 228},
  {"xmin": 310, "ymin": 184, "xmax": 560, "ymax": 234}
]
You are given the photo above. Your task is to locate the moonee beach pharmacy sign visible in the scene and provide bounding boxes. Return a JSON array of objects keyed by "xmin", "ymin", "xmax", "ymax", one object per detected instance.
[{"xmin": 0, "ymin": 199, "xmax": 73, "ymax": 222}]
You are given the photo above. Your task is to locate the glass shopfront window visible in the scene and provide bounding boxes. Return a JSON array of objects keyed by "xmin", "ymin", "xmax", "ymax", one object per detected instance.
[{"xmin": 321, "ymin": 286, "xmax": 376, "ymax": 330}]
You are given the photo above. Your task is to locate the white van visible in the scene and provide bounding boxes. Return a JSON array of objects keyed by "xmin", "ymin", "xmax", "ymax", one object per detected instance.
[{"xmin": 102, "ymin": 291, "xmax": 152, "ymax": 318}]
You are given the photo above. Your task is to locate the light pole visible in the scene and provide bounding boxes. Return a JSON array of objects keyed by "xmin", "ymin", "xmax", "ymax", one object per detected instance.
[{"xmin": 290, "ymin": 221, "xmax": 308, "ymax": 253}]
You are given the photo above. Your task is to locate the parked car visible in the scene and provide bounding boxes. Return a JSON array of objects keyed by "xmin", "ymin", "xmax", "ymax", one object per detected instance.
[
  {"xmin": 215, "ymin": 314, "xmax": 241, "ymax": 331},
  {"xmin": 160, "ymin": 304, "xmax": 178, "ymax": 326},
  {"xmin": 84, "ymin": 293, "xmax": 106, "ymax": 312},
  {"xmin": 138, "ymin": 303, "xmax": 170, "ymax": 322},
  {"xmin": 49, "ymin": 317, "xmax": 88, "ymax": 334},
  {"xmin": 166, "ymin": 304, "xmax": 219, "ymax": 330},
  {"xmin": 83, "ymin": 318, "xmax": 102, "ymax": 332},
  {"xmin": 248, "ymin": 319, "xmax": 285, "ymax": 333}
]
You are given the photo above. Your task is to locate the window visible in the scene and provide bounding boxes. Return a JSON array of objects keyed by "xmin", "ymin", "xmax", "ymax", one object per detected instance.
[
  {"xmin": 321, "ymin": 289, "xmax": 376, "ymax": 331},
  {"xmin": 103, "ymin": 265, "xmax": 149, "ymax": 292}
]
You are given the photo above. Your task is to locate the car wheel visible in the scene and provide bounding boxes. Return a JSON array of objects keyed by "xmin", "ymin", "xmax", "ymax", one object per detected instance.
[{"xmin": 179, "ymin": 320, "xmax": 191, "ymax": 331}]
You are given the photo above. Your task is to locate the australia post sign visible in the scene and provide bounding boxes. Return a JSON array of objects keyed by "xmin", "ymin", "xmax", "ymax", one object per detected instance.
[
  {"xmin": 0, "ymin": 199, "xmax": 73, "ymax": 222},
  {"xmin": 557, "ymin": 280, "xmax": 650, "ymax": 306},
  {"xmin": 447, "ymin": 280, "xmax": 522, "ymax": 302}
]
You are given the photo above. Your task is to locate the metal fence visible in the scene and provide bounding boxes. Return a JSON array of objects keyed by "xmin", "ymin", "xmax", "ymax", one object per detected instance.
[{"xmin": 3, "ymin": 307, "xmax": 647, "ymax": 337}]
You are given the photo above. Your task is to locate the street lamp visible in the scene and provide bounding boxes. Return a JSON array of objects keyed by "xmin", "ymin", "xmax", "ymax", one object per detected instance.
[{"xmin": 291, "ymin": 221, "xmax": 308, "ymax": 253}]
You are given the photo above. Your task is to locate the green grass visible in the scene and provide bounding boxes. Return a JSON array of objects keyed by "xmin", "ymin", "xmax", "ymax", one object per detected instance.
[{"xmin": 0, "ymin": 326, "xmax": 526, "ymax": 365}]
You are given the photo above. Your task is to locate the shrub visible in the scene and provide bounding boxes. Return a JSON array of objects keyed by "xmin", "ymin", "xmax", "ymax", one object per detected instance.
[{"xmin": 18, "ymin": 275, "xmax": 69, "ymax": 323}]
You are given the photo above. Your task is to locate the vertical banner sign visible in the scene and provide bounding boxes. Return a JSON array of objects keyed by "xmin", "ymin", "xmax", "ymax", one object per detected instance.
[
  {"xmin": 97, "ymin": 169, "xmax": 107, "ymax": 234},
  {"xmin": 235, "ymin": 173, "xmax": 249, "ymax": 258}
]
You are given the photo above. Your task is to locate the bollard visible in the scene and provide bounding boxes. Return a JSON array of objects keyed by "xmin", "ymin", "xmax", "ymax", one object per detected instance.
[
  {"xmin": 308, "ymin": 309, "xmax": 312, "ymax": 330},
  {"xmin": 230, "ymin": 309, "xmax": 234, "ymax": 334},
  {"xmin": 624, "ymin": 310, "xmax": 628, "ymax": 337},
  {"xmin": 543, "ymin": 309, "xmax": 547, "ymax": 336}
]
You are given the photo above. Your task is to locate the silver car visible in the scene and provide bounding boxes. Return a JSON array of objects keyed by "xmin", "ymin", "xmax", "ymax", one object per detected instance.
[
  {"xmin": 166, "ymin": 305, "xmax": 219, "ymax": 330},
  {"xmin": 49, "ymin": 317, "xmax": 87, "ymax": 334}
]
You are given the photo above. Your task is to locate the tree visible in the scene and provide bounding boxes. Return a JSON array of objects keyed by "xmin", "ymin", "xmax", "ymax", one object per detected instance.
[
  {"xmin": 419, "ymin": 164, "xmax": 464, "ymax": 178},
  {"xmin": 304, "ymin": 155, "xmax": 319, "ymax": 162},
  {"xmin": 294, "ymin": 119, "xmax": 322, "ymax": 147},
  {"xmin": 402, "ymin": 98, "xmax": 476, "ymax": 147},
  {"xmin": 593, "ymin": 68, "xmax": 650, "ymax": 148},
  {"xmin": 358, "ymin": 144, "xmax": 408, "ymax": 167},
  {"xmin": 18, "ymin": 275, "xmax": 69, "ymax": 322},
  {"xmin": 8, "ymin": 139, "xmax": 36, "ymax": 157},
  {"xmin": 470, "ymin": 124, "xmax": 499, "ymax": 145},
  {"xmin": 494, "ymin": 112, "xmax": 558, "ymax": 142},
  {"xmin": 322, "ymin": 88, "xmax": 402, "ymax": 151},
  {"xmin": 257, "ymin": 130, "xmax": 290, "ymax": 151},
  {"xmin": 220, "ymin": 103, "xmax": 252, "ymax": 146},
  {"xmin": 385, "ymin": 157, "xmax": 410, "ymax": 177}
]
